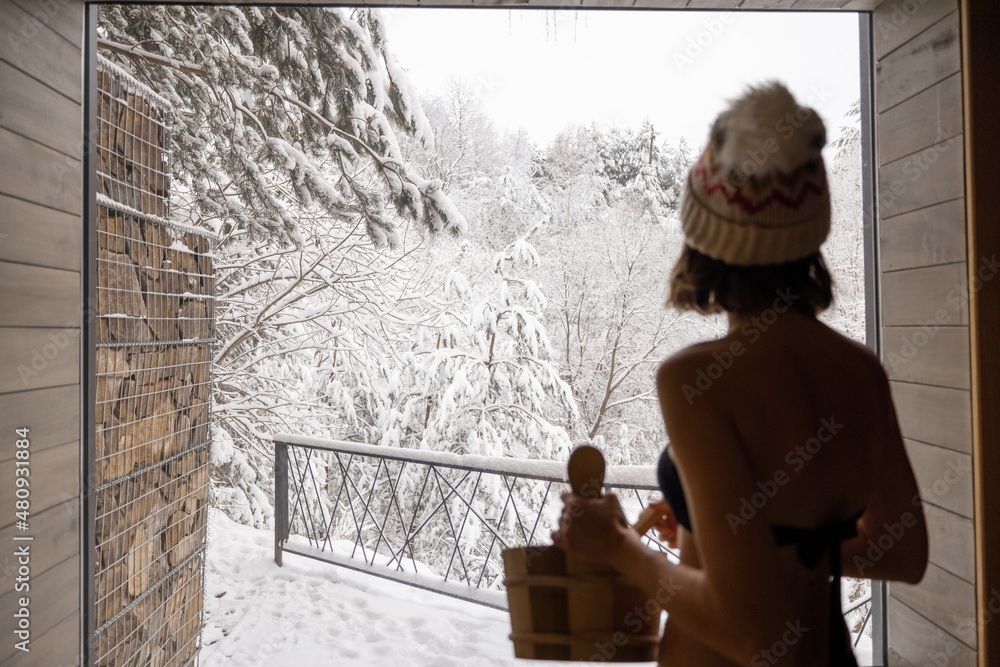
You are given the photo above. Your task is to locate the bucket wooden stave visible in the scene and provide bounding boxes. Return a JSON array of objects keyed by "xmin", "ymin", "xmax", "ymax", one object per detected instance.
[{"xmin": 502, "ymin": 545, "xmax": 661, "ymax": 662}]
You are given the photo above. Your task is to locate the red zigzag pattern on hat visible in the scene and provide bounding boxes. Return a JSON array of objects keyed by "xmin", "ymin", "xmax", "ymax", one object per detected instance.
[{"xmin": 693, "ymin": 159, "xmax": 826, "ymax": 217}]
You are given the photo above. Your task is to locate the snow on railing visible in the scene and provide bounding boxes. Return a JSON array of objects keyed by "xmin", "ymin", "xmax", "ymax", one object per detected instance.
[
  {"xmin": 270, "ymin": 434, "xmax": 875, "ymax": 655},
  {"xmin": 270, "ymin": 434, "xmax": 667, "ymax": 611}
]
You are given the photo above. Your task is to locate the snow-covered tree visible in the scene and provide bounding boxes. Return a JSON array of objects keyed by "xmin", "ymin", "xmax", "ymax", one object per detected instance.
[
  {"xmin": 618, "ymin": 121, "xmax": 668, "ymax": 224},
  {"xmin": 208, "ymin": 204, "xmax": 437, "ymax": 526},
  {"xmin": 373, "ymin": 232, "xmax": 576, "ymax": 461},
  {"xmin": 98, "ymin": 6, "xmax": 468, "ymax": 527},
  {"xmin": 326, "ymin": 228, "xmax": 578, "ymax": 577},
  {"xmin": 624, "ymin": 164, "xmax": 669, "ymax": 225},
  {"xmin": 821, "ymin": 100, "xmax": 866, "ymax": 343},
  {"xmin": 535, "ymin": 211, "xmax": 698, "ymax": 463},
  {"xmin": 536, "ymin": 126, "xmax": 608, "ymax": 229},
  {"xmin": 595, "ymin": 125, "xmax": 645, "ymax": 190},
  {"xmin": 399, "ymin": 79, "xmax": 535, "ymax": 248},
  {"xmin": 403, "ymin": 79, "xmax": 501, "ymax": 192},
  {"xmin": 658, "ymin": 136, "xmax": 695, "ymax": 215},
  {"xmin": 98, "ymin": 6, "xmax": 467, "ymax": 247}
]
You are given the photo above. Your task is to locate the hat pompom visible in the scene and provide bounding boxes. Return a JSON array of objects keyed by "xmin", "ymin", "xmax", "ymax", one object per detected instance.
[{"xmin": 711, "ymin": 81, "xmax": 826, "ymax": 177}]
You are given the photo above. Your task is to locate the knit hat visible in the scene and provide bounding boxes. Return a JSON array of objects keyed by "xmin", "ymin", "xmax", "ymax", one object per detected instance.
[{"xmin": 680, "ymin": 82, "xmax": 830, "ymax": 267}]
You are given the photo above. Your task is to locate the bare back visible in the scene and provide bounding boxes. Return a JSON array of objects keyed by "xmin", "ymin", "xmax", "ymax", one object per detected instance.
[
  {"xmin": 713, "ymin": 310, "xmax": 883, "ymax": 529},
  {"xmin": 657, "ymin": 309, "xmax": 887, "ymax": 666}
]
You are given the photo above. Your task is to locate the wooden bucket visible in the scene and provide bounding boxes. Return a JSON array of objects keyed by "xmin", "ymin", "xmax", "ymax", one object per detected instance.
[{"xmin": 502, "ymin": 545, "xmax": 661, "ymax": 662}]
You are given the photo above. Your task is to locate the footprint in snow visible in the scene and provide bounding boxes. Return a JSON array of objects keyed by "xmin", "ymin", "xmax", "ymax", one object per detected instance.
[
  {"xmin": 411, "ymin": 629, "xmax": 433, "ymax": 645},
  {"xmin": 363, "ymin": 625, "xmax": 386, "ymax": 644}
]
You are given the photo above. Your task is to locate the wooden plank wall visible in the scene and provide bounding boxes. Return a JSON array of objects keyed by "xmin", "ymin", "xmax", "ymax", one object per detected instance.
[
  {"xmin": 871, "ymin": 0, "xmax": 979, "ymax": 665},
  {"xmin": 0, "ymin": 0, "xmax": 85, "ymax": 666}
]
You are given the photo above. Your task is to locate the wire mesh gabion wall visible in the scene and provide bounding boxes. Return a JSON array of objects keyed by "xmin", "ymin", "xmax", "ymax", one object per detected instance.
[
  {"xmin": 96, "ymin": 58, "xmax": 170, "ymax": 218},
  {"xmin": 94, "ymin": 56, "xmax": 215, "ymax": 667}
]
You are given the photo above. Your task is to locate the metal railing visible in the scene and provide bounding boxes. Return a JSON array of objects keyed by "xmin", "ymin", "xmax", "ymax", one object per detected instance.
[
  {"xmin": 271, "ymin": 434, "xmax": 873, "ymax": 651},
  {"xmin": 272, "ymin": 434, "xmax": 668, "ymax": 610}
]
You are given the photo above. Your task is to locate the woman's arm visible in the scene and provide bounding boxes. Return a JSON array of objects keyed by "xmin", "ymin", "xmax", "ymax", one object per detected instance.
[
  {"xmin": 840, "ymin": 357, "xmax": 928, "ymax": 583},
  {"xmin": 556, "ymin": 355, "xmax": 798, "ymax": 665}
]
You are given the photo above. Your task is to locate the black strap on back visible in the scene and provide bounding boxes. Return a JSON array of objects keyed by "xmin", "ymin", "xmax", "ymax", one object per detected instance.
[
  {"xmin": 772, "ymin": 511, "xmax": 864, "ymax": 667},
  {"xmin": 658, "ymin": 446, "xmax": 864, "ymax": 666}
]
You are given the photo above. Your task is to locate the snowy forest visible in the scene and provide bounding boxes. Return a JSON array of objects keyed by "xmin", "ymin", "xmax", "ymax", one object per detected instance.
[{"xmin": 97, "ymin": 5, "xmax": 864, "ymax": 539}]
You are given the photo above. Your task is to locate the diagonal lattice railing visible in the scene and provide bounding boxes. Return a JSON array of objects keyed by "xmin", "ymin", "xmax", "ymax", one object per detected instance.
[
  {"xmin": 270, "ymin": 434, "xmax": 874, "ymax": 652},
  {"xmin": 271, "ymin": 434, "xmax": 668, "ymax": 609}
]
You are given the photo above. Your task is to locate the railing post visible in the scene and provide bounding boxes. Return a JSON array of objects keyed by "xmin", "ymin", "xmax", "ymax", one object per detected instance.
[
  {"xmin": 275, "ymin": 440, "xmax": 288, "ymax": 567},
  {"xmin": 871, "ymin": 580, "xmax": 886, "ymax": 666}
]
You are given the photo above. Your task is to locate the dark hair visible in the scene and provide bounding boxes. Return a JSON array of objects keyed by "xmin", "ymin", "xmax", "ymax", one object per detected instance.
[{"xmin": 668, "ymin": 245, "xmax": 833, "ymax": 316}]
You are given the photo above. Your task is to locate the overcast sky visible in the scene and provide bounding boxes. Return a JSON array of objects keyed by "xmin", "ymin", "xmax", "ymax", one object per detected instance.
[{"xmin": 385, "ymin": 8, "xmax": 861, "ymax": 152}]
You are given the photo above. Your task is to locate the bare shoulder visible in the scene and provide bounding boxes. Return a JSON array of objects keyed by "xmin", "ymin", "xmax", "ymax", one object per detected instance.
[
  {"xmin": 656, "ymin": 343, "xmax": 716, "ymax": 391},
  {"xmin": 657, "ymin": 342, "xmax": 717, "ymax": 376},
  {"xmin": 655, "ymin": 343, "xmax": 732, "ymax": 421},
  {"xmin": 657, "ymin": 337, "xmax": 744, "ymax": 376},
  {"xmin": 821, "ymin": 326, "xmax": 891, "ymax": 392},
  {"xmin": 655, "ymin": 336, "xmax": 755, "ymax": 407}
]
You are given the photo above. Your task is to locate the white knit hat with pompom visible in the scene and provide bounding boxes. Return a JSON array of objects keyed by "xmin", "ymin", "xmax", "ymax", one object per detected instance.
[{"xmin": 680, "ymin": 81, "xmax": 830, "ymax": 267}]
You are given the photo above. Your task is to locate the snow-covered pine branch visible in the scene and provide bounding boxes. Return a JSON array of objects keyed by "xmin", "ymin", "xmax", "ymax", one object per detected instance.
[{"xmin": 98, "ymin": 6, "xmax": 466, "ymax": 248}]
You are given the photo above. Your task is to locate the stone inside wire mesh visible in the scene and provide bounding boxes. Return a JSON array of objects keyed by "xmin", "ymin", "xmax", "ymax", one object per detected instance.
[
  {"xmin": 94, "ymin": 58, "xmax": 214, "ymax": 667},
  {"xmin": 96, "ymin": 61, "xmax": 171, "ymax": 219}
]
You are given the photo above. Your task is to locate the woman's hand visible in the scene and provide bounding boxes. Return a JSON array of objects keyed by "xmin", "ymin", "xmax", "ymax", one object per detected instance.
[
  {"xmin": 648, "ymin": 499, "xmax": 680, "ymax": 549},
  {"xmin": 551, "ymin": 491, "xmax": 634, "ymax": 566}
]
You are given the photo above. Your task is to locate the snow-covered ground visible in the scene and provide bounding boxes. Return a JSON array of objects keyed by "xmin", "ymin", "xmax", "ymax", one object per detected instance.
[
  {"xmin": 200, "ymin": 509, "xmax": 649, "ymax": 666},
  {"xmin": 200, "ymin": 509, "xmax": 870, "ymax": 666}
]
